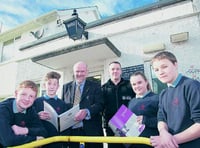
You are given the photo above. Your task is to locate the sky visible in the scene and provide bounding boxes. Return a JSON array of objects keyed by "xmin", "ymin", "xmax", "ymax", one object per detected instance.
[{"xmin": 0, "ymin": 0, "xmax": 157, "ymax": 32}]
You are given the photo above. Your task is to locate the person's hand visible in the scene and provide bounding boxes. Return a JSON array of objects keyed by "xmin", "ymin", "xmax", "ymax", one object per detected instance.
[
  {"xmin": 150, "ymin": 130, "xmax": 179, "ymax": 148},
  {"xmin": 38, "ymin": 111, "xmax": 51, "ymax": 120},
  {"xmin": 74, "ymin": 109, "xmax": 87, "ymax": 121},
  {"xmin": 150, "ymin": 136, "xmax": 161, "ymax": 147},
  {"xmin": 136, "ymin": 115, "xmax": 143, "ymax": 124},
  {"xmin": 12, "ymin": 125, "xmax": 28, "ymax": 135}
]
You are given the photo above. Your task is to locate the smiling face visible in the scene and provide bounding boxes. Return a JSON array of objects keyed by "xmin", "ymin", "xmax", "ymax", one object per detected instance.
[
  {"xmin": 15, "ymin": 87, "xmax": 37, "ymax": 112},
  {"xmin": 109, "ymin": 62, "xmax": 122, "ymax": 83},
  {"xmin": 152, "ymin": 58, "xmax": 178, "ymax": 84},
  {"xmin": 73, "ymin": 61, "xmax": 88, "ymax": 84},
  {"xmin": 130, "ymin": 74, "xmax": 148, "ymax": 97}
]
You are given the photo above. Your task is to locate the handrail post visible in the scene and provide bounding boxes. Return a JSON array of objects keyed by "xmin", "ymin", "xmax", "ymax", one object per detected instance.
[{"xmin": 80, "ymin": 142, "xmax": 85, "ymax": 148}]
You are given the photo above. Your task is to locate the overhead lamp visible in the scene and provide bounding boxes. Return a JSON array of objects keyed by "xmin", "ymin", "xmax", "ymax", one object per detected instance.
[{"xmin": 63, "ymin": 9, "xmax": 88, "ymax": 41}]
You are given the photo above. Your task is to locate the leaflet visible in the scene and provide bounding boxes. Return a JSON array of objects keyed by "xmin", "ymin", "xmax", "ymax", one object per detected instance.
[
  {"xmin": 44, "ymin": 101, "xmax": 80, "ymax": 132},
  {"xmin": 108, "ymin": 104, "xmax": 145, "ymax": 137}
]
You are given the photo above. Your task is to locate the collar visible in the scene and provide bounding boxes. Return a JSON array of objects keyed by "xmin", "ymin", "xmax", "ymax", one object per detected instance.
[
  {"xmin": 13, "ymin": 100, "xmax": 26, "ymax": 113},
  {"xmin": 136, "ymin": 90, "xmax": 151, "ymax": 98},
  {"xmin": 167, "ymin": 73, "xmax": 182, "ymax": 88},
  {"xmin": 108, "ymin": 78, "xmax": 124, "ymax": 86},
  {"xmin": 76, "ymin": 80, "xmax": 85, "ymax": 93},
  {"xmin": 43, "ymin": 94, "xmax": 58, "ymax": 100},
  {"xmin": 76, "ymin": 80, "xmax": 85, "ymax": 86}
]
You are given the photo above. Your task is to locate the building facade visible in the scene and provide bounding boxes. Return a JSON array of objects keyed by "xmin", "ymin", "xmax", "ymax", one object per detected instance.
[{"xmin": 0, "ymin": 0, "xmax": 200, "ymax": 99}]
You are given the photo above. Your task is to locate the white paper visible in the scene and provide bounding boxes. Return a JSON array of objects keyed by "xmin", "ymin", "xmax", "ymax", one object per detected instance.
[
  {"xmin": 43, "ymin": 101, "xmax": 59, "ymax": 130},
  {"xmin": 58, "ymin": 104, "xmax": 80, "ymax": 132},
  {"xmin": 43, "ymin": 101, "xmax": 80, "ymax": 132}
]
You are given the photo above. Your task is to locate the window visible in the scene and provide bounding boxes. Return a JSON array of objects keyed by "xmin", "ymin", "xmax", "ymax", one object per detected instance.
[
  {"xmin": 87, "ymin": 75, "xmax": 101, "ymax": 84},
  {"xmin": 1, "ymin": 36, "xmax": 21, "ymax": 63},
  {"xmin": 36, "ymin": 83, "xmax": 43, "ymax": 97},
  {"xmin": 0, "ymin": 46, "xmax": 2, "ymax": 62},
  {"xmin": 2, "ymin": 39, "xmax": 14, "ymax": 62}
]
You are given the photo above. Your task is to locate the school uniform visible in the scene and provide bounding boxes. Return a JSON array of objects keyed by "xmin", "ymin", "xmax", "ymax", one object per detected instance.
[
  {"xmin": 158, "ymin": 74, "xmax": 200, "ymax": 148},
  {"xmin": 128, "ymin": 91, "xmax": 159, "ymax": 148},
  {"xmin": 33, "ymin": 95, "xmax": 71, "ymax": 148},
  {"xmin": 0, "ymin": 98, "xmax": 47, "ymax": 147}
]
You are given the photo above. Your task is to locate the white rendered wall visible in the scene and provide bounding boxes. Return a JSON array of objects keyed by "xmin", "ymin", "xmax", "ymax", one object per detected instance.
[{"xmin": 1, "ymin": 1, "xmax": 200, "ymax": 98}]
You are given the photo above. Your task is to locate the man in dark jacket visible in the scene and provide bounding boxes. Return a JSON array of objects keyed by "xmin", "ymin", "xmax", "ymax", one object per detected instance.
[
  {"xmin": 102, "ymin": 61, "xmax": 135, "ymax": 148},
  {"xmin": 62, "ymin": 61, "xmax": 104, "ymax": 148}
]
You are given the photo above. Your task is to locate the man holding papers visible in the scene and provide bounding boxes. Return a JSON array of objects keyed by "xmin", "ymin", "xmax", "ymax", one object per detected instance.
[{"xmin": 62, "ymin": 61, "xmax": 104, "ymax": 148}]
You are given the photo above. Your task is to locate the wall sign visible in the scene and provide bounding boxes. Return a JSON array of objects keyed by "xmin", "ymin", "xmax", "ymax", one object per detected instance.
[{"xmin": 122, "ymin": 64, "xmax": 144, "ymax": 80}]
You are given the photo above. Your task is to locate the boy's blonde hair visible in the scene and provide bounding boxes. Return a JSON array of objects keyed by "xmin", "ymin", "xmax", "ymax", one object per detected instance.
[{"xmin": 17, "ymin": 80, "xmax": 38, "ymax": 94}]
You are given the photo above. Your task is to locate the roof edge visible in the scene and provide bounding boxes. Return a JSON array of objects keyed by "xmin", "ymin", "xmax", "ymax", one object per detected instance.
[{"xmin": 31, "ymin": 37, "xmax": 121, "ymax": 62}]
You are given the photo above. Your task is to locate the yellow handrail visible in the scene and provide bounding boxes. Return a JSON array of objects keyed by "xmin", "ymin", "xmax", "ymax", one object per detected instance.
[{"xmin": 9, "ymin": 136, "xmax": 151, "ymax": 148}]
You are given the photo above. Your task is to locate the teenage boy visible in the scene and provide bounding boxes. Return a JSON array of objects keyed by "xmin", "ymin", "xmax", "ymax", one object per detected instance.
[
  {"xmin": 34, "ymin": 71, "xmax": 70, "ymax": 148},
  {"xmin": 150, "ymin": 51, "xmax": 200, "ymax": 148},
  {"xmin": 0, "ymin": 80, "xmax": 47, "ymax": 147}
]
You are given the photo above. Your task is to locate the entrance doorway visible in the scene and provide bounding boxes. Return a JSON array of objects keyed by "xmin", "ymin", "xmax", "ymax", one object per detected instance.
[{"xmin": 87, "ymin": 75, "xmax": 101, "ymax": 84}]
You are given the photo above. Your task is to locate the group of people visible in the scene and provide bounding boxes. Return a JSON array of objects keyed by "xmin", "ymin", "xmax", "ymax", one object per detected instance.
[{"xmin": 0, "ymin": 51, "xmax": 200, "ymax": 148}]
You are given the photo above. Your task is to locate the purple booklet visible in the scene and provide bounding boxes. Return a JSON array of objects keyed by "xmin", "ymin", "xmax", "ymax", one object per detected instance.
[{"xmin": 108, "ymin": 104, "xmax": 145, "ymax": 137}]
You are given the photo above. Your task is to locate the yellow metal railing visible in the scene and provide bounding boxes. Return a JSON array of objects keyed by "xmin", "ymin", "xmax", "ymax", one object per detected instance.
[{"xmin": 10, "ymin": 136, "xmax": 151, "ymax": 148}]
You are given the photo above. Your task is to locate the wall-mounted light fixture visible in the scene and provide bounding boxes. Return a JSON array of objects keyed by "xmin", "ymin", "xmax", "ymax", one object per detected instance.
[
  {"xmin": 170, "ymin": 32, "xmax": 189, "ymax": 43},
  {"xmin": 143, "ymin": 43, "xmax": 165, "ymax": 54},
  {"xmin": 63, "ymin": 9, "xmax": 88, "ymax": 41}
]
